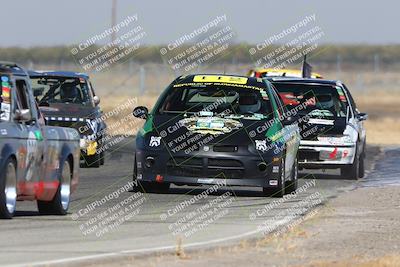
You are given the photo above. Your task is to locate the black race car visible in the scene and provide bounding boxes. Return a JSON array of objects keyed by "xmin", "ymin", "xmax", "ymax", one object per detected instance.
[
  {"xmin": 132, "ymin": 74, "xmax": 301, "ymax": 197},
  {"xmin": 28, "ymin": 71, "xmax": 107, "ymax": 168}
]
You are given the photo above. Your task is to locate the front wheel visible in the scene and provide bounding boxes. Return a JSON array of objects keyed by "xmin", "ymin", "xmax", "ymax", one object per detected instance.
[
  {"xmin": 285, "ymin": 157, "xmax": 298, "ymax": 194},
  {"xmin": 0, "ymin": 158, "xmax": 17, "ymax": 219},
  {"xmin": 341, "ymin": 148, "xmax": 360, "ymax": 180},
  {"xmin": 84, "ymin": 153, "xmax": 101, "ymax": 168},
  {"xmin": 358, "ymin": 148, "xmax": 365, "ymax": 178},
  {"xmin": 38, "ymin": 160, "xmax": 72, "ymax": 215}
]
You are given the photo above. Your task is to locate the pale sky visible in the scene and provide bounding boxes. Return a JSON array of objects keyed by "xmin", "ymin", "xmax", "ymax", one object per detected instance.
[{"xmin": 2, "ymin": 0, "xmax": 399, "ymax": 47}]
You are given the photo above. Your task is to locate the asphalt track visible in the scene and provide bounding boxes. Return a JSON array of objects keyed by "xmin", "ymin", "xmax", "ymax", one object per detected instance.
[{"xmin": 0, "ymin": 138, "xmax": 393, "ymax": 267}]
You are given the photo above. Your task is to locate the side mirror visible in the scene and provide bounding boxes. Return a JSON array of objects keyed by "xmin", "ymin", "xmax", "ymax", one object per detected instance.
[
  {"xmin": 15, "ymin": 109, "xmax": 32, "ymax": 122},
  {"xmin": 93, "ymin": 95, "xmax": 100, "ymax": 106},
  {"xmin": 357, "ymin": 112, "xmax": 368, "ymax": 121},
  {"xmin": 133, "ymin": 106, "xmax": 148, "ymax": 119}
]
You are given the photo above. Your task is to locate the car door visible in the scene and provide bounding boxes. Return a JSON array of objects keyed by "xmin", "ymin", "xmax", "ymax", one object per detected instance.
[
  {"xmin": 14, "ymin": 77, "xmax": 45, "ymax": 196},
  {"xmin": 342, "ymin": 84, "xmax": 365, "ymax": 152},
  {"xmin": 270, "ymin": 88, "xmax": 296, "ymax": 178}
]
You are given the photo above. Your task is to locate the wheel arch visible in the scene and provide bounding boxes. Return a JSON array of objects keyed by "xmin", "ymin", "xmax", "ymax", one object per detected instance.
[{"xmin": 0, "ymin": 144, "xmax": 17, "ymax": 173}]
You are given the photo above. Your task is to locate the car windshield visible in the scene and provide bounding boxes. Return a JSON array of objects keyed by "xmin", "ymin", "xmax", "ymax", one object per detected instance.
[
  {"xmin": 31, "ymin": 76, "xmax": 91, "ymax": 106},
  {"xmin": 272, "ymin": 83, "xmax": 349, "ymax": 118},
  {"xmin": 158, "ymin": 83, "xmax": 273, "ymax": 119}
]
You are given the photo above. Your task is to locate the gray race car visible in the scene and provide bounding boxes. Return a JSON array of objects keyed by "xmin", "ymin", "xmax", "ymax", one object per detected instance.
[{"xmin": 0, "ymin": 62, "xmax": 80, "ymax": 219}]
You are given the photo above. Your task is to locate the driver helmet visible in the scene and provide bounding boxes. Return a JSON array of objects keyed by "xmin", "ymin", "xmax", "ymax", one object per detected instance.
[
  {"xmin": 239, "ymin": 93, "xmax": 261, "ymax": 113},
  {"xmin": 60, "ymin": 83, "xmax": 78, "ymax": 102},
  {"xmin": 315, "ymin": 94, "xmax": 334, "ymax": 109}
]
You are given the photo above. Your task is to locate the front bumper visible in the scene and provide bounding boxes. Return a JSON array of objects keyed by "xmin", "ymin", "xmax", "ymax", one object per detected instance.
[
  {"xmin": 299, "ymin": 140, "xmax": 356, "ymax": 168},
  {"xmin": 135, "ymin": 148, "xmax": 282, "ymax": 188}
]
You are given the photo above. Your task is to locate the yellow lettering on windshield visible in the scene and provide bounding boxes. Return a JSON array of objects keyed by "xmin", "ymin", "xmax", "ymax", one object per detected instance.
[{"xmin": 193, "ymin": 75, "xmax": 248, "ymax": 84}]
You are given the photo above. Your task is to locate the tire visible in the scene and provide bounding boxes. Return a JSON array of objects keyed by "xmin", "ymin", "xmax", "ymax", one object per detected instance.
[
  {"xmin": 98, "ymin": 135, "xmax": 105, "ymax": 165},
  {"xmin": 0, "ymin": 158, "xmax": 17, "ymax": 219},
  {"xmin": 139, "ymin": 181, "xmax": 170, "ymax": 193},
  {"xmin": 358, "ymin": 147, "xmax": 365, "ymax": 178},
  {"xmin": 99, "ymin": 151, "xmax": 105, "ymax": 165},
  {"xmin": 152, "ymin": 182, "xmax": 170, "ymax": 193},
  {"xmin": 132, "ymin": 155, "xmax": 169, "ymax": 193},
  {"xmin": 37, "ymin": 160, "xmax": 71, "ymax": 215},
  {"xmin": 285, "ymin": 156, "xmax": 298, "ymax": 194},
  {"xmin": 84, "ymin": 153, "xmax": 101, "ymax": 168},
  {"xmin": 263, "ymin": 156, "xmax": 285, "ymax": 197},
  {"xmin": 132, "ymin": 156, "xmax": 139, "ymax": 192},
  {"xmin": 341, "ymin": 146, "xmax": 359, "ymax": 180}
]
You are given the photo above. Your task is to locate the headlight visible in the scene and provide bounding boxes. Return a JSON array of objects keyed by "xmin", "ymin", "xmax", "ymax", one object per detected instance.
[
  {"xmin": 80, "ymin": 137, "xmax": 97, "ymax": 149},
  {"xmin": 80, "ymin": 138, "xmax": 97, "ymax": 155},
  {"xmin": 79, "ymin": 138, "xmax": 88, "ymax": 149}
]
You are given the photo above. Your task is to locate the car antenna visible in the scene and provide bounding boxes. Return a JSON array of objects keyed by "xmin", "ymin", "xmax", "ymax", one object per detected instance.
[{"xmin": 302, "ymin": 54, "xmax": 312, "ymax": 78}]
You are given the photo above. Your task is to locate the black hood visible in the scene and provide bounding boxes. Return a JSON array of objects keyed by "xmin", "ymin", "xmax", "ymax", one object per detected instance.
[
  {"xmin": 143, "ymin": 114, "xmax": 275, "ymax": 154},
  {"xmin": 300, "ymin": 116, "xmax": 347, "ymax": 140},
  {"xmin": 39, "ymin": 103, "xmax": 96, "ymax": 119}
]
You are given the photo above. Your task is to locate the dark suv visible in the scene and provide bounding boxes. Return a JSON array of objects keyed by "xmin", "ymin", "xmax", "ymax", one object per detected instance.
[{"xmin": 29, "ymin": 71, "xmax": 106, "ymax": 168}]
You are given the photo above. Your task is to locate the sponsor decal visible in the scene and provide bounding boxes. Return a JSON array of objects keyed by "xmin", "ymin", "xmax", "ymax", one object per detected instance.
[
  {"xmin": 198, "ymin": 178, "xmax": 215, "ymax": 184},
  {"xmin": 17, "ymin": 146, "xmax": 27, "ymax": 169},
  {"xmin": 34, "ymin": 130, "xmax": 43, "ymax": 141},
  {"xmin": 180, "ymin": 116, "xmax": 242, "ymax": 135},
  {"xmin": 0, "ymin": 103, "xmax": 10, "ymax": 120},
  {"xmin": 336, "ymin": 86, "xmax": 347, "ymax": 102},
  {"xmin": 255, "ymin": 140, "xmax": 268, "ymax": 152},
  {"xmin": 329, "ymin": 147, "xmax": 338, "ymax": 160},
  {"xmin": 193, "ymin": 75, "xmax": 248, "ymax": 84},
  {"xmin": 308, "ymin": 118, "xmax": 334, "ymax": 125},
  {"xmin": 269, "ymin": 180, "xmax": 278, "ymax": 186},
  {"xmin": 149, "ymin": 136, "xmax": 161, "ymax": 147},
  {"xmin": 272, "ymin": 165, "xmax": 280, "ymax": 173},
  {"xmin": 25, "ymin": 132, "xmax": 39, "ymax": 181}
]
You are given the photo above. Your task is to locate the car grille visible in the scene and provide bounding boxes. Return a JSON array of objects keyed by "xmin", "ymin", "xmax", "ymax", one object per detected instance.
[
  {"xmin": 166, "ymin": 157, "xmax": 245, "ymax": 179},
  {"xmin": 47, "ymin": 120, "xmax": 94, "ymax": 135},
  {"xmin": 213, "ymin": 145, "xmax": 238, "ymax": 152}
]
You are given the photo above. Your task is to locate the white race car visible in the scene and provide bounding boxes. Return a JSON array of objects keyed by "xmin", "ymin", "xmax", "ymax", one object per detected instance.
[{"xmin": 268, "ymin": 77, "xmax": 367, "ymax": 179}]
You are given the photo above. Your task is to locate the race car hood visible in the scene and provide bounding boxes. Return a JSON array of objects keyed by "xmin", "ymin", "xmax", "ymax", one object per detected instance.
[
  {"xmin": 300, "ymin": 116, "xmax": 347, "ymax": 140},
  {"xmin": 39, "ymin": 103, "xmax": 96, "ymax": 119},
  {"xmin": 39, "ymin": 103, "xmax": 102, "ymax": 136},
  {"xmin": 137, "ymin": 114, "xmax": 282, "ymax": 153}
]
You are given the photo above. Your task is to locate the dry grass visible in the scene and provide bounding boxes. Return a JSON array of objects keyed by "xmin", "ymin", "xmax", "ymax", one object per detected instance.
[
  {"xmin": 300, "ymin": 255, "xmax": 400, "ymax": 267},
  {"xmin": 364, "ymin": 118, "xmax": 400, "ymax": 145}
]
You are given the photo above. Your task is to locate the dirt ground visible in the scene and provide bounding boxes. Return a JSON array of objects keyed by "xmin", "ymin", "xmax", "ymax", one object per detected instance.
[{"xmin": 82, "ymin": 184, "xmax": 399, "ymax": 267}]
